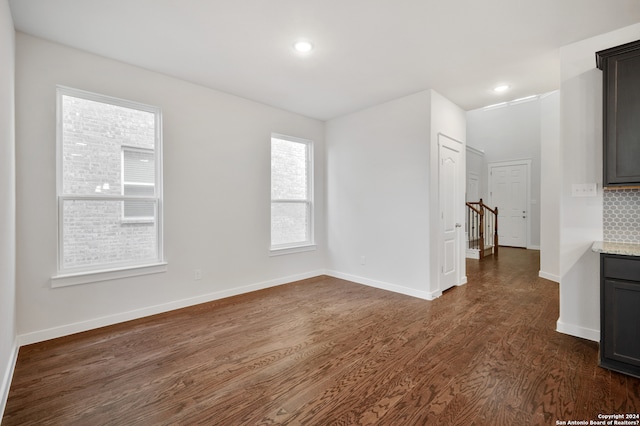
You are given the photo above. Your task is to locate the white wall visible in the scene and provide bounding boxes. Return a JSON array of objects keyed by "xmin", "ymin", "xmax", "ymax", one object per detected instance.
[
  {"xmin": 428, "ymin": 90, "xmax": 467, "ymax": 293},
  {"xmin": 325, "ymin": 89, "xmax": 466, "ymax": 299},
  {"xmin": 557, "ymin": 23, "xmax": 640, "ymax": 341},
  {"xmin": 540, "ymin": 91, "xmax": 560, "ymax": 282},
  {"xmin": 0, "ymin": 0, "xmax": 16, "ymax": 416},
  {"xmin": 15, "ymin": 33, "xmax": 326, "ymax": 343},
  {"xmin": 325, "ymin": 91, "xmax": 434, "ymax": 299},
  {"xmin": 466, "ymin": 99, "xmax": 542, "ymax": 249}
]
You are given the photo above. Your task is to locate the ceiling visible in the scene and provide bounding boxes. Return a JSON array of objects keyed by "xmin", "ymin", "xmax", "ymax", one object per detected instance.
[{"xmin": 8, "ymin": 0, "xmax": 640, "ymax": 121}]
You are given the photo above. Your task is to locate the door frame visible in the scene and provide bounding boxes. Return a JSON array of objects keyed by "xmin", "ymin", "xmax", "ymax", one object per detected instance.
[
  {"xmin": 438, "ymin": 133, "xmax": 466, "ymax": 293},
  {"xmin": 488, "ymin": 159, "xmax": 532, "ymax": 249}
]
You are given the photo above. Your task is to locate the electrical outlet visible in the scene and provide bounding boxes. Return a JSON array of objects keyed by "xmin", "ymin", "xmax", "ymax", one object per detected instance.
[
  {"xmin": 194, "ymin": 269, "xmax": 202, "ymax": 280},
  {"xmin": 360, "ymin": 256, "xmax": 366, "ymax": 265}
]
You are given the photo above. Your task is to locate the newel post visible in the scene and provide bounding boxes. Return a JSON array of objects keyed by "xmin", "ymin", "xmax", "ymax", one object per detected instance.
[
  {"xmin": 479, "ymin": 205, "xmax": 485, "ymax": 259},
  {"xmin": 494, "ymin": 206, "xmax": 499, "ymax": 256}
]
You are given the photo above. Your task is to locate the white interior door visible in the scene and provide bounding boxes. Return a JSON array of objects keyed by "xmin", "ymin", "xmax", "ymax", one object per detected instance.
[
  {"xmin": 467, "ymin": 172, "xmax": 479, "ymax": 202},
  {"xmin": 489, "ymin": 161, "xmax": 529, "ymax": 248},
  {"xmin": 439, "ymin": 135, "xmax": 462, "ymax": 292}
]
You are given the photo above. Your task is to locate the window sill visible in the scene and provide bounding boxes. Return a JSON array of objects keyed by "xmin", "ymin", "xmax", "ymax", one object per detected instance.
[
  {"xmin": 51, "ymin": 262, "xmax": 168, "ymax": 288},
  {"xmin": 269, "ymin": 244, "xmax": 317, "ymax": 256}
]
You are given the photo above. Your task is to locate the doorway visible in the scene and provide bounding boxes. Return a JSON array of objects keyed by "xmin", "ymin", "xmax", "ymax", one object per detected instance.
[
  {"xmin": 439, "ymin": 134, "xmax": 464, "ymax": 292},
  {"xmin": 467, "ymin": 171, "xmax": 480, "ymax": 202},
  {"xmin": 488, "ymin": 160, "xmax": 531, "ymax": 248}
]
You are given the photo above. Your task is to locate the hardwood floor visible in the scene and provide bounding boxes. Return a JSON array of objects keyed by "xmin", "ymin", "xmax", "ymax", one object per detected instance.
[{"xmin": 4, "ymin": 248, "xmax": 639, "ymax": 425}]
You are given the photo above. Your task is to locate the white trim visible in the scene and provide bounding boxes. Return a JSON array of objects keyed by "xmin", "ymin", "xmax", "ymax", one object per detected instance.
[
  {"xmin": 56, "ymin": 86, "xmax": 164, "ymax": 275},
  {"xmin": 466, "ymin": 249, "xmax": 480, "ymax": 259},
  {"xmin": 556, "ymin": 320, "xmax": 599, "ymax": 342},
  {"xmin": 466, "ymin": 145, "xmax": 485, "ymax": 156},
  {"xmin": 26, "ymin": 270, "xmax": 444, "ymax": 346},
  {"xmin": 488, "ymin": 159, "xmax": 532, "ymax": 249},
  {"xmin": 271, "ymin": 132, "xmax": 311, "ymax": 146},
  {"xmin": 51, "ymin": 262, "xmax": 168, "ymax": 288},
  {"xmin": 539, "ymin": 90, "xmax": 559, "ymax": 100},
  {"xmin": 57, "ymin": 85, "xmax": 161, "ymax": 114},
  {"xmin": 0, "ymin": 339, "xmax": 19, "ymax": 420},
  {"xmin": 538, "ymin": 270, "xmax": 560, "ymax": 283},
  {"xmin": 270, "ymin": 133, "xmax": 315, "ymax": 250},
  {"xmin": 269, "ymin": 244, "xmax": 317, "ymax": 256},
  {"xmin": 24, "ymin": 270, "xmax": 326, "ymax": 346},
  {"xmin": 56, "ymin": 88, "xmax": 63, "ymax": 270},
  {"xmin": 438, "ymin": 133, "xmax": 464, "ymax": 145},
  {"xmin": 120, "ymin": 217, "xmax": 155, "ymax": 225},
  {"xmin": 483, "ymin": 102, "xmax": 508, "ymax": 110},
  {"xmin": 59, "ymin": 194, "xmax": 157, "ymax": 201},
  {"xmin": 509, "ymin": 95, "xmax": 539, "ymax": 106},
  {"xmin": 528, "ymin": 245, "xmax": 540, "ymax": 250},
  {"xmin": 438, "ymin": 133, "xmax": 465, "ymax": 294},
  {"xmin": 481, "ymin": 94, "xmax": 541, "ymax": 110},
  {"xmin": 325, "ymin": 270, "xmax": 440, "ymax": 301},
  {"xmin": 122, "ymin": 182, "xmax": 154, "ymax": 186},
  {"xmin": 23, "ymin": 269, "xmax": 459, "ymax": 348}
]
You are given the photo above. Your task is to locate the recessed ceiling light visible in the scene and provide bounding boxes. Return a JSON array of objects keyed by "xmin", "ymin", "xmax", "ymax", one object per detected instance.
[
  {"xmin": 493, "ymin": 85, "xmax": 510, "ymax": 93},
  {"xmin": 293, "ymin": 40, "xmax": 313, "ymax": 53}
]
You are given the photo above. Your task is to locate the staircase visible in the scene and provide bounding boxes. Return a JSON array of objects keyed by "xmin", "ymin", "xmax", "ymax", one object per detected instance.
[{"xmin": 465, "ymin": 199, "xmax": 498, "ymax": 259}]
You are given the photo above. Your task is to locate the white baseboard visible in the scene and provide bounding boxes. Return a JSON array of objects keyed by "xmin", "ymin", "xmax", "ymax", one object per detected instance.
[
  {"xmin": 538, "ymin": 270, "xmax": 560, "ymax": 283},
  {"xmin": 1, "ymin": 339, "xmax": 19, "ymax": 420},
  {"xmin": 527, "ymin": 245, "xmax": 541, "ymax": 250},
  {"xmin": 18, "ymin": 270, "xmax": 326, "ymax": 346},
  {"xmin": 17, "ymin": 268, "xmax": 441, "ymax": 346},
  {"xmin": 466, "ymin": 249, "xmax": 480, "ymax": 259},
  {"xmin": 325, "ymin": 270, "xmax": 439, "ymax": 300},
  {"xmin": 556, "ymin": 320, "xmax": 599, "ymax": 342}
]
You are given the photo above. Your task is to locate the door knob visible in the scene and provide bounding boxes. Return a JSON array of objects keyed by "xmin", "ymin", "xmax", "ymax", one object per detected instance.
[{"xmin": 455, "ymin": 223, "xmax": 462, "ymax": 228}]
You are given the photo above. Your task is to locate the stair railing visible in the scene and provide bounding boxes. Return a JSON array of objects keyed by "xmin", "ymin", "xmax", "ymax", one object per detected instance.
[{"xmin": 465, "ymin": 198, "xmax": 499, "ymax": 259}]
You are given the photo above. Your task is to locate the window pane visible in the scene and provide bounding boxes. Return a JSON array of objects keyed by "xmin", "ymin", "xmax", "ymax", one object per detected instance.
[
  {"xmin": 271, "ymin": 202, "xmax": 308, "ymax": 246},
  {"xmin": 62, "ymin": 199, "xmax": 158, "ymax": 269},
  {"xmin": 271, "ymin": 138, "xmax": 307, "ymax": 200},
  {"xmin": 61, "ymin": 95, "xmax": 156, "ymax": 195}
]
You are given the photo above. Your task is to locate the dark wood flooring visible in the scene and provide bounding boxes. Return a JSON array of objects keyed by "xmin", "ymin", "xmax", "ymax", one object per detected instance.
[{"xmin": 4, "ymin": 248, "xmax": 640, "ymax": 425}]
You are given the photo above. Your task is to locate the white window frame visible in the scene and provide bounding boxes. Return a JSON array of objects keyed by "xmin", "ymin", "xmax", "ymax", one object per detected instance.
[
  {"xmin": 270, "ymin": 133, "xmax": 316, "ymax": 255},
  {"xmin": 121, "ymin": 146, "xmax": 156, "ymax": 223},
  {"xmin": 52, "ymin": 86, "xmax": 166, "ymax": 287}
]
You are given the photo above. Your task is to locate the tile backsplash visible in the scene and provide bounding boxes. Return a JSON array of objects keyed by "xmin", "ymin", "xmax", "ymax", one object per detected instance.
[{"xmin": 603, "ymin": 188, "xmax": 640, "ymax": 244}]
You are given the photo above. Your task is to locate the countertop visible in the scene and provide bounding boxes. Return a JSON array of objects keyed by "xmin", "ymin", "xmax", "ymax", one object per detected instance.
[{"xmin": 592, "ymin": 241, "xmax": 640, "ymax": 256}]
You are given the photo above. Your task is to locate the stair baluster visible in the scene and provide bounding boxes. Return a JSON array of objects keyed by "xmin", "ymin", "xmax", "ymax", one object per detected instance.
[{"xmin": 465, "ymin": 199, "xmax": 499, "ymax": 259}]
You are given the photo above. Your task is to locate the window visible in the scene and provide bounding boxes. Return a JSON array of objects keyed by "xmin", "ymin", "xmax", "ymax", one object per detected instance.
[
  {"xmin": 122, "ymin": 147, "xmax": 155, "ymax": 222},
  {"xmin": 55, "ymin": 86, "xmax": 163, "ymax": 279},
  {"xmin": 270, "ymin": 134, "xmax": 314, "ymax": 253}
]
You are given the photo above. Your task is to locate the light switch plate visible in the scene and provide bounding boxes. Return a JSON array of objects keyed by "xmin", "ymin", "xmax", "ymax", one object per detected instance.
[{"xmin": 571, "ymin": 183, "xmax": 597, "ymax": 197}]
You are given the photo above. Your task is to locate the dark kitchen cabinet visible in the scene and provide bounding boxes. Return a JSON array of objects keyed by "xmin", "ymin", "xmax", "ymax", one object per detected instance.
[
  {"xmin": 596, "ymin": 40, "xmax": 640, "ymax": 187},
  {"xmin": 600, "ymin": 254, "xmax": 640, "ymax": 378}
]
